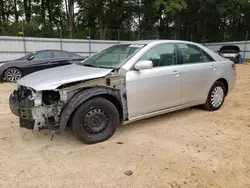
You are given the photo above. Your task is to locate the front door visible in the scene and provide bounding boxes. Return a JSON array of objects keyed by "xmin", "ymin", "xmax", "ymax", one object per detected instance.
[
  {"xmin": 23, "ymin": 51, "xmax": 53, "ymax": 75},
  {"xmin": 126, "ymin": 43, "xmax": 182, "ymax": 119},
  {"xmin": 177, "ymin": 43, "xmax": 216, "ymax": 104}
]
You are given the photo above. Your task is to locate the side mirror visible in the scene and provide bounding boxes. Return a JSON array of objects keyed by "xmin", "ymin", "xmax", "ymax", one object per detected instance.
[
  {"xmin": 134, "ymin": 60, "xmax": 153, "ymax": 70},
  {"xmin": 28, "ymin": 55, "xmax": 34, "ymax": 60}
]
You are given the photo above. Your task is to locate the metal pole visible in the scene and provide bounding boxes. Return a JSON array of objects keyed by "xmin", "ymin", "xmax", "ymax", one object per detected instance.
[
  {"xmin": 138, "ymin": 0, "xmax": 141, "ymax": 40},
  {"xmin": 60, "ymin": 26, "xmax": 63, "ymax": 50},
  {"xmin": 89, "ymin": 28, "xmax": 91, "ymax": 56},
  {"xmin": 243, "ymin": 30, "xmax": 248, "ymax": 61},
  {"xmin": 21, "ymin": 21, "xmax": 27, "ymax": 55},
  {"xmin": 118, "ymin": 28, "xmax": 120, "ymax": 42}
]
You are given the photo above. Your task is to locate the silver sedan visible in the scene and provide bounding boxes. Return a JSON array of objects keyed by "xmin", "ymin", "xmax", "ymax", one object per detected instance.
[{"xmin": 9, "ymin": 40, "xmax": 236, "ymax": 144}]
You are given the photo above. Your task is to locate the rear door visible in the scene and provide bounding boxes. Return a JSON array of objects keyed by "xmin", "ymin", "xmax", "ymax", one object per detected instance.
[
  {"xmin": 48, "ymin": 51, "xmax": 72, "ymax": 68},
  {"xmin": 126, "ymin": 43, "xmax": 182, "ymax": 118},
  {"xmin": 177, "ymin": 43, "xmax": 216, "ymax": 104}
]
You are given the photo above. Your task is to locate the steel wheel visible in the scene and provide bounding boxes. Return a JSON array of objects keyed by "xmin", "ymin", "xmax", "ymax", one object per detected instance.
[
  {"xmin": 211, "ymin": 86, "xmax": 224, "ymax": 108},
  {"xmin": 4, "ymin": 68, "xmax": 22, "ymax": 82},
  {"xmin": 71, "ymin": 97, "xmax": 119, "ymax": 144},
  {"xmin": 81, "ymin": 108, "xmax": 109, "ymax": 134}
]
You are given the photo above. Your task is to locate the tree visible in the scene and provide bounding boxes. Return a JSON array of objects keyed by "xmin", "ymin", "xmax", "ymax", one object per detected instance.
[{"xmin": 0, "ymin": 0, "xmax": 250, "ymax": 42}]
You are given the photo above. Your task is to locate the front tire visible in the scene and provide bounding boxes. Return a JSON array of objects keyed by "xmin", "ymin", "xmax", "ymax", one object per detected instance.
[
  {"xmin": 71, "ymin": 97, "xmax": 119, "ymax": 144},
  {"xmin": 4, "ymin": 68, "xmax": 23, "ymax": 82},
  {"xmin": 203, "ymin": 81, "xmax": 226, "ymax": 111}
]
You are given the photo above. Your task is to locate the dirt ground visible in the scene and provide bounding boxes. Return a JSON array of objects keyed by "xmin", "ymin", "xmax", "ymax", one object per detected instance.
[{"xmin": 0, "ymin": 65, "xmax": 250, "ymax": 188}]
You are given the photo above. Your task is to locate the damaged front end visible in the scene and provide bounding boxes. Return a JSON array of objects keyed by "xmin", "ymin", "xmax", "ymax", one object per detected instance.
[
  {"xmin": 9, "ymin": 70, "xmax": 128, "ymax": 134},
  {"xmin": 9, "ymin": 85, "xmax": 64, "ymax": 132}
]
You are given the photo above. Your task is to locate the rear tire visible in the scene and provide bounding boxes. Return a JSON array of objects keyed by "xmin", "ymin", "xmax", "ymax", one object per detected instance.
[
  {"xmin": 71, "ymin": 97, "xmax": 119, "ymax": 144},
  {"xmin": 4, "ymin": 68, "xmax": 23, "ymax": 82},
  {"xmin": 203, "ymin": 81, "xmax": 226, "ymax": 111}
]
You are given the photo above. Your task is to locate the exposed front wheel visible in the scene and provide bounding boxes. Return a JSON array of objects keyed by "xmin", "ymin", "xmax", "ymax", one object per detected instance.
[
  {"xmin": 71, "ymin": 97, "xmax": 120, "ymax": 144},
  {"xmin": 203, "ymin": 81, "xmax": 226, "ymax": 111},
  {"xmin": 4, "ymin": 68, "xmax": 23, "ymax": 82}
]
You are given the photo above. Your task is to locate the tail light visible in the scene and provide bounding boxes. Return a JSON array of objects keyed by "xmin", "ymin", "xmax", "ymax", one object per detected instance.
[{"xmin": 232, "ymin": 63, "xmax": 236, "ymax": 70}]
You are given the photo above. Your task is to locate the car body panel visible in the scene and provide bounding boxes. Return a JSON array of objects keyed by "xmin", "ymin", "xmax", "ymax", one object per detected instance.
[
  {"xmin": 178, "ymin": 62, "xmax": 215, "ymax": 104},
  {"xmin": 17, "ymin": 64, "xmax": 114, "ymax": 91},
  {"xmin": 126, "ymin": 65, "xmax": 182, "ymax": 118}
]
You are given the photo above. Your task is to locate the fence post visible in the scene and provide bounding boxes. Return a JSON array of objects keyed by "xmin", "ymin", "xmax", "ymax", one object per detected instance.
[
  {"xmin": 243, "ymin": 31, "xmax": 248, "ymax": 61},
  {"xmin": 60, "ymin": 27, "xmax": 63, "ymax": 50},
  {"xmin": 21, "ymin": 21, "xmax": 27, "ymax": 55},
  {"xmin": 118, "ymin": 28, "xmax": 120, "ymax": 42},
  {"xmin": 88, "ymin": 28, "xmax": 91, "ymax": 56}
]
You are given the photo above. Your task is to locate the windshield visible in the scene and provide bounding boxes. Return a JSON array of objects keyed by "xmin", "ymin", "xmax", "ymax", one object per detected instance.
[
  {"xmin": 17, "ymin": 52, "xmax": 34, "ymax": 60},
  {"xmin": 80, "ymin": 44, "xmax": 145, "ymax": 69}
]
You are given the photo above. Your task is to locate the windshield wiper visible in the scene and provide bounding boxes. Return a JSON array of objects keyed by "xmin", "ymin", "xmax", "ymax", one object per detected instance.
[{"xmin": 83, "ymin": 64, "xmax": 99, "ymax": 68}]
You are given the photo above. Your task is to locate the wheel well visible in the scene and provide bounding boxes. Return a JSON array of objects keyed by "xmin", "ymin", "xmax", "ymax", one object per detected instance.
[
  {"xmin": 99, "ymin": 94, "xmax": 123, "ymax": 123},
  {"xmin": 216, "ymin": 78, "xmax": 228, "ymax": 96},
  {"xmin": 66, "ymin": 93, "xmax": 124, "ymax": 128}
]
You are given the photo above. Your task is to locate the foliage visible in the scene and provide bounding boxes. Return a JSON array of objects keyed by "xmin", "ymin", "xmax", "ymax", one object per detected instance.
[{"xmin": 0, "ymin": 0, "xmax": 250, "ymax": 42}]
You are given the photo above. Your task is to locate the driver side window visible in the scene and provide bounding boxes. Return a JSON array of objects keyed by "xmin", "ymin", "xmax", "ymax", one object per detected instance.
[
  {"xmin": 140, "ymin": 43, "xmax": 176, "ymax": 67},
  {"xmin": 32, "ymin": 51, "xmax": 52, "ymax": 60}
]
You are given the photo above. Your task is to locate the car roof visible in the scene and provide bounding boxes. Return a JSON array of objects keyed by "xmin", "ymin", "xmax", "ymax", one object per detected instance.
[
  {"xmin": 120, "ymin": 40, "xmax": 201, "ymax": 46},
  {"xmin": 35, "ymin": 49, "xmax": 69, "ymax": 52}
]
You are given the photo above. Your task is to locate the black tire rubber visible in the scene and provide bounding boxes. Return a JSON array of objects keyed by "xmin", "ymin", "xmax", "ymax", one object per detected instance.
[
  {"xmin": 4, "ymin": 68, "xmax": 23, "ymax": 82},
  {"xmin": 202, "ymin": 81, "xmax": 226, "ymax": 111},
  {"xmin": 71, "ymin": 97, "xmax": 119, "ymax": 144}
]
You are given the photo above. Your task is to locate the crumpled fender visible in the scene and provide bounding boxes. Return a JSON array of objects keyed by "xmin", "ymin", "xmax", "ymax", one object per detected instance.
[{"xmin": 58, "ymin": 87, "xmax": 121, "ymax": 133}]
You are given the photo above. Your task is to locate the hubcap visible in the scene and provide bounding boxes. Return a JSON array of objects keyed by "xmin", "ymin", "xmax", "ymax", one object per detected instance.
[
  {"xmin": 82, "ymin": 109, "xmax": 108, "ymax": 134},
  {"xmin": 6, "ymin": 69, "xmax": 21, "ymax": 82},
  {"xmin": 211, "ymin": 86, "xmax": 224, "ymax": 107}
]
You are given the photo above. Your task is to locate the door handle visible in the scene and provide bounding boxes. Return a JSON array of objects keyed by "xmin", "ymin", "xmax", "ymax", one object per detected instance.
[
  {"xmin": 210, "ymin": 65, "xmax": 216, "ymax": 70},
  {"xmin": 172, "ymin": 70, "xmax": 180, "ymax": 76}
]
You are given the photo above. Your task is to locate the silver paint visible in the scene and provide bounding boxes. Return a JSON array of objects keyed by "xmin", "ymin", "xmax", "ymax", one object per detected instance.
[{"xmin": 17, "ymin": 64, "xmax": 113, "ymax": 91}]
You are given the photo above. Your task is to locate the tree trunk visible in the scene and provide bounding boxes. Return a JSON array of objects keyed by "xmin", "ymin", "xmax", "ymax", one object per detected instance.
[
  {"xmin": 41, "ymin": 0, "xmax": 46, "ymax": 26},
  {"xmin": 24, "ymin": 0, "xmax": 31, "ymax": 22},
  {"xmin": 14, "ymin": 0, "xmax": 18, "ymax": 22},
  {"xmin": 68, "ymin": 0, "xmax": 74, "ymax": 38},
  {"xmin": 0, "ymin": 0, "xmax": 5, "ymax": 22},
  {"xmin": 46, "ymin": 0, "xmax": 53, "ymax": 32},
  {"xmin": 98, "ymin": 17, "xmax": 107, "ymax": 40}
]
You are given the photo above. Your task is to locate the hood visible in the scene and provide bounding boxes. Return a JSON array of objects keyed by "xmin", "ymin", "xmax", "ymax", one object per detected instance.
[
  {"xmin": 219, "ymin": 45, "xmax": 240, "ymax": 53},
  {"xmin": 18, "ymin": 64, "xmax": 113, "ymax": 91},
  {"xmin": 1, "ymin": 59, "xmax": 27, "ymax": 64}
]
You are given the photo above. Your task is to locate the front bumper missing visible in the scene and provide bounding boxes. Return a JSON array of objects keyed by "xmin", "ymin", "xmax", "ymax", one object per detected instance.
[
  {"xmin": 9, "ymin": 91, "xmax": 60, "ymax": 132},
  {"xmin": 9, "ymin": 93, "xmax": 35, "ymax": 129}
]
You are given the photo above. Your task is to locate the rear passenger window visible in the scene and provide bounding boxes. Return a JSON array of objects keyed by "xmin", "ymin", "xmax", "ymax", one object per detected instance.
[
  {"xmin": 178, "ymin": 43, "xmax": 214, "ymax": 64},
  {"xmin": 140, "ymin": 43, "xmax": 176, "ymax": 67},
  {"xmin": 54, "ymin": 51, "xmax": 70, "ymax": 58}
]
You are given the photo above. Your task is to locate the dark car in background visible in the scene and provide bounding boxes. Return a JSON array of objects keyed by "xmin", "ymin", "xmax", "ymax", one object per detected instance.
[
  {"xmin": 0, "ymin": 49, "xmax": 88, "ymax": 82},
  {"xmin": 218, "ymin": 45, "xmax": 241, "ymax": 64}
]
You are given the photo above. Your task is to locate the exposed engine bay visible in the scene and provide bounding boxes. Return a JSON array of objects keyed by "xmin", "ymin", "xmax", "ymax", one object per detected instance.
[{"xmin": 10, "ymin": 86, "xmax": 64, "ymax": 131}]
